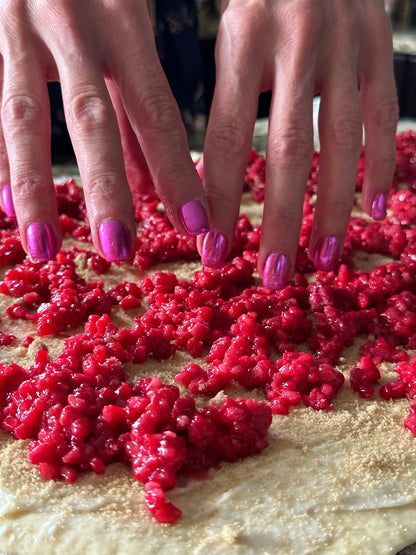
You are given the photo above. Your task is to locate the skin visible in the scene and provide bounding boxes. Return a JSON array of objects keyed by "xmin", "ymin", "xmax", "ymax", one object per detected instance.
[
  {"xmin": 202, "ymin": 0, "xmax": 398, "ymax": 281},
  {"xmin": 0, "ymin": 0, "xmax": 207, "ymax": 259},
  {"xmin": 0, "ymin": 0, "xmax": 398, "ymax": 287}
]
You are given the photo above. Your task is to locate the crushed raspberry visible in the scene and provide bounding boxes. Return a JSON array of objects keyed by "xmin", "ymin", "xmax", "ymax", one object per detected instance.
[
  {"xmin": 0, "ymin": 317, "xmax": 272, "ymax": 523},
  {"xmin": 349, "ymin": 357, "xmax": 381, "ymax": 398},
  {"xmin": 0, "ymin": 132, "xmax": 416, "ymax": 521},
  {"xmin": 0, "ymin": 331, "xmax": 16, "ymax": 346},
  {"xmin": 378, "ymin": 291, "xmax": 416, "ymax": 349},
  {"xmin": 404, "ymin": 401, "xmax": 416, "ymax": 435},
  {"xmin": 244, "ymin": 150, "xmax": 265, "ymax": 202},
  {"xmin": 380, "ymin": 357, "xmax": 416, "ymax": 401},
  {"xmin": 266, "ymin": 352, "xmax": 344, "ymax": 414},
  {"xmin": 21, "ymin": 336, "xmax": 35, "ymax": 348},
  {"xmin": 389, "ymin": 189, "xmax": 416, "ymax": 226},
  {"xmin": 88, "ymin": 254, "xmax": 111, "ymax": 275},
  {"xmin": 0, "ymin": 230, "xmax": 26, "ymax": 267},
  {"xmin": 360, "ymin": 337, "xmax": 409, "ymax": 365}
]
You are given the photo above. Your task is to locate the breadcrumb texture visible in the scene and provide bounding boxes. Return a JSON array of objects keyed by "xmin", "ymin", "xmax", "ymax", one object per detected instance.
[{"xmin": 0, "ymin": 169, "xmax": 416, "ymax": 555}]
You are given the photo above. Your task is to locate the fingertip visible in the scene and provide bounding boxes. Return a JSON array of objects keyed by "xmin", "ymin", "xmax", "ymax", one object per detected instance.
[
  {"xmin": 195, "ymin": 156, "xmax": 204, "ymax": 181},
  {"xmin": 1, "ymin": 184, "xmax": 15, "ymax": 217},
  {"xmin": 200, "ymin": 230, "xmax": 228, "ymax": 268},
  {"xmin": 370, "ymin": 191, "xmax": 388, "ymax": 221},
  {"xmin": 26, "ymin": 222, "xmax": 60, "ymax": 262},
  {"xmin": 179, "ymin": 200, "xmax": 209, "ymax": 236},
  {"xmin": 98, "ymin": 219, "xmax": 135, "ymax": 261},
  {"xmin": 261, "ymin": 252, "xmax": 291, "ymax": 291},
  {"xmin": 313, "ymin": 235, "xmax": 343, "ymax": 271}
]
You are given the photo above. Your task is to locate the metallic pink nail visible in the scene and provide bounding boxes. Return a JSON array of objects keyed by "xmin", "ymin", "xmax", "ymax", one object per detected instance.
[
  {"xmin": 314, "ymin": 236, "xmax": 342, "ymax": 271},
  {"xmin": 263, "ymin": 252, "xmax": 290, "ymax": 290},
  {"xmin": 195, "ymin": 156, "xmax": 204, "ymax": 180},
  {"xmin": 26, "ymin": 222, "xmax": 57, "ymax": 261},
  {"xmin": 99, "ymin": 220, "xmax": 133, "ymax": 261},
  {"xmin": 371, "ymin": 192, "xmax": 387, "ymax": 221},
  {"xmin": 201, "ymin": 230, "xmax": 228, "ymax": 268},
  {"xmin": 1, "ymin": 185, "xmax": 15, "ymax": 217},
  {"xmin": 179, "ymin": 200, "xmax": 209, "ymax": 236}
]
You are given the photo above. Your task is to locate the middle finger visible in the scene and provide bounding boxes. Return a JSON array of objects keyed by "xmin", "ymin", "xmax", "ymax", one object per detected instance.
[
  {"xmin": 58, "ymin": 53, "xmax": 136, "ymax": 262},
  {"xmin": 311, "ymin": 61, "xmax": 362, "ymax": 271}
]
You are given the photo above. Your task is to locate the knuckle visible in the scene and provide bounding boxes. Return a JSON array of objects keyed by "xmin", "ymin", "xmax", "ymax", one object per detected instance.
[
  {"xmin": 269, "ymin": 126, "xmax": 312, "ymax": 166},
  {"xmin": 372, "ymin": 98, "xmax": 399, "ymax": 130},
  {"xmin": 2, "ymin": 94, "xmax": 46, "ymax": 134},
  {"xmin": 291, "ymin": 1, "xmax": 324, "ymax": 36},
  {"xmin": 138, "ymin": 89, "xmax": 180, "ymax": 132},
  {"xmin": 35, "ymin": 0, "xmax": 54, "ymax": 13},
  {"xmin": 217, "ymin": 6, "xmax": 265, "ymax": 67},
  {"xmin": 207, "ymin": 182, "xmax": 239, "ymax": 211},
  {"xmin": 34, "ymin": 0, "xmax": 80, "ymax": 27},
  {"xmin": 327, "ymin": 113, "xmax": 362, "ymax": 150},
  {"xmin": 369, "ymin": 153, "xmax": 396, "ymax": 179},
  {"xmin": 322, "ymin": 196, "xmax": 353, "ymax": 223},
  {"xmin": 273, "ymin": 206, "xmax": 302, "ymax": 231},
  {"xmin": 207, "ymin": 115, "xmax": 250, "ymax": 156},
  {"xmin": 12, "ymin": 178, "xmax": 43, "ymax": 202},
  {"xmin": 155, "ymin": 158, "xmax": 188, "ymax": 185},
  {"xmin": 221, "ymin": 3, "xmax": 256, "ymax": 33},
  {"xmin": 67, "ymin": 91, "xmax": 112, "ymax": 131},
  {"xmin": 86, "ymin": 173, "xmax": 120, "ymax": 203},
  {"xmin": 0, "ymin": 142, "xmax": 8, "ymax": 169}
]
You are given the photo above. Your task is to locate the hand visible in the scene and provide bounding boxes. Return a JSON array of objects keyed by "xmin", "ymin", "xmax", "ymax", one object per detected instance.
[
  {"xmin": 0, "ymin": 0, "xmax": 209, "ymax": 262},
  {"xmin": 200, "ymin": 0, "xmax": 398, "ymax": 289}
]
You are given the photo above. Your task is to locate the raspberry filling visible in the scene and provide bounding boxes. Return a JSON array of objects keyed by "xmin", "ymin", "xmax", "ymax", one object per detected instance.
[{"xmin": 0, "ymin": 131, "xmax": 416, "ymax": 523}]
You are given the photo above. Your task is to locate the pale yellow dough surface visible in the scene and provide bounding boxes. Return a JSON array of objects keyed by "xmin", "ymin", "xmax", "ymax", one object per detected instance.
[{"xmin": 0, "ymin": 189, "xmax": 415, "ymax": 555}]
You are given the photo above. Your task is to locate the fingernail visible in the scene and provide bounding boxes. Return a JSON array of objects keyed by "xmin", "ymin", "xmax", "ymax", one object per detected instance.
[
  {"xmin": 195, "ymin": 156, "xmax": 204, "ymax": 180},
  {"xmin": 99, "ymin": 220, "xmax": 133, "ymax": 261},
  {"xmin": 179, "ymin": 200, "xmax": 209, "ymax": 236},
  {"xmin": 263, "ymin": 252, "xmax": 291, "ymax": 290},
  {"xmin": 201, "ymin": 230, "xmax": 228, "ymax": 268},
  {"xmin": 26, "ymin": 222, "xmax": 57, "ymax": 262},
  {"xmin": 1, "ymin": 185, "xmax": 15, "ymax": 217},
  {"xmin": 314, "ymin": 236, "xmax": 342, "ymax": 271},
  {"xmin": 371, "ymin": 192, "xmax": 387, "ymax": 221}
]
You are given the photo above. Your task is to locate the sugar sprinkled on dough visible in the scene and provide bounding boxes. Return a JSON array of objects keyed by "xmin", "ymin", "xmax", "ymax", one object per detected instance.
[{"xmin": 0, "ymin": 189, "xmax": 416, "ymax": 554}]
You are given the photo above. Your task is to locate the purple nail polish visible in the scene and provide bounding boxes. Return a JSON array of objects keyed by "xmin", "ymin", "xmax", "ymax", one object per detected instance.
[
  {"xmin": 1, "ymin": 185, "xmax": 15, "ymax": 217},
  {"xmin": 201, "ymin": 230, "xmax": 228, "ymax": 268},
  {"xmin": 314, "ymin": 236, "xmax": 342, "ymax": 271},
  {"xmin": 195, "ymin": 156, "xmax": 204, "ymax": 180},
  {"xmin": 371, "ymin": 192, "xmax": 387, "ymax": 221},
  {"xmin": 263, "ymin": 252, "xmax": 291, "ymax": 290},
  {"xmin": 99, "ymin": 220, "xmax": 133, "ymax": 261},
  {"xmin": 26, "ymin": 222, "xmax": 57, "ymax": 262},
  {"xmin": 180, "ymin": 200, "xmax": 209, "ymax": 236}
]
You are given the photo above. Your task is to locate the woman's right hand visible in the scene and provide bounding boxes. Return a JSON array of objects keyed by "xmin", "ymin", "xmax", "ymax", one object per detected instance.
[{"xmin": 0, "ymin": 0, "xmax": 209, "ymax": 262}]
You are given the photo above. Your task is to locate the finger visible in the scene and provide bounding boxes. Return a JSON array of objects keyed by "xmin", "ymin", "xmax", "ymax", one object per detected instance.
[
  {"xmin": 259, "ymin": 77, "xmax": 315, "ymax": 289},
  {"xmin": 106, "ymin": 78, "xmax": 154, "ymax": 197},
  {"xmin": 199, "ymin": 14, "xmax": 262, "ymax": 267},
  {"xmin": 2, "ymin": 47, "xmax": 61, "ymax": 260},
  {"xmin": 110, "ymin": 10, "xmax": 209, "ymax": 237},
  {"xmin": 359, "ymin": 10, "xmax": 398, "ymax": 220},
  {"xmin": 311, "ymin": 65, "xmax": 362, "ymax": 271},
  {"xmin": 58, "ymin": 55, "xmax": 136, "ymax": 261},
  {"xmin": 0, "ymin": 56, "xmax": 13, "ymax": 218}
]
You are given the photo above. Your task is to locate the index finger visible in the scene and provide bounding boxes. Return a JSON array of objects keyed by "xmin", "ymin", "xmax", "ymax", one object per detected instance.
[
  {"xmin": 200, "ymin": 13, "xmax": 262, "ymax": 267},
  {"xmin": 110, "ymin": 8, "xmax": 210, "ymax": 237}
]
